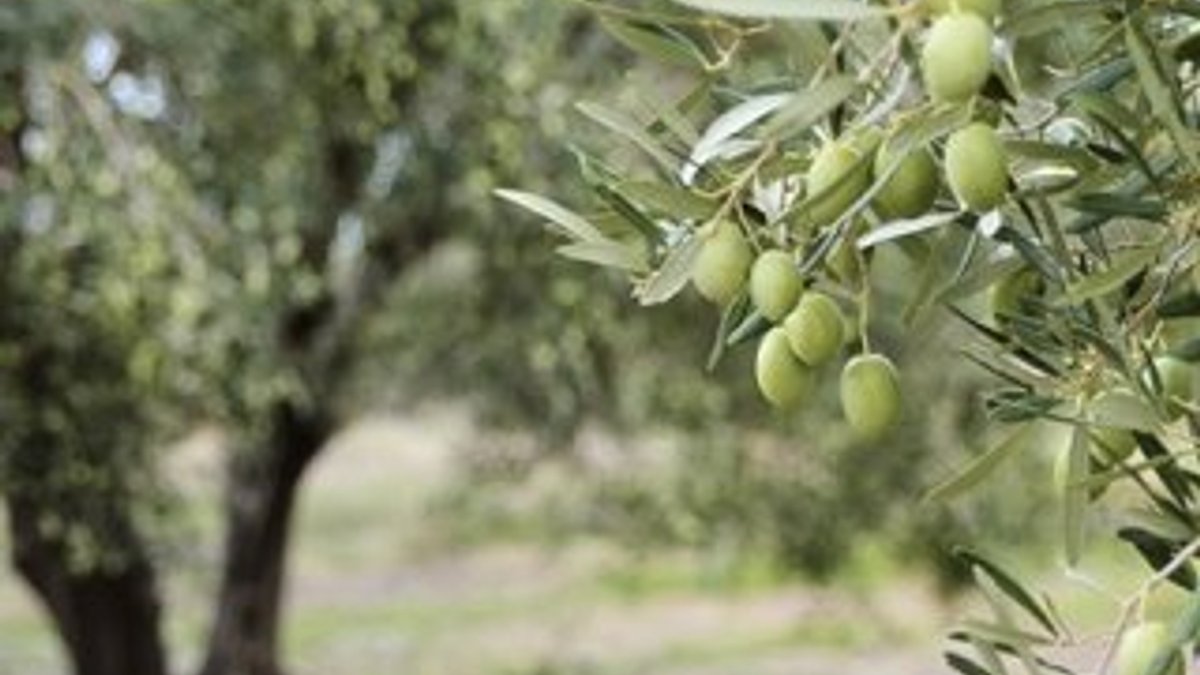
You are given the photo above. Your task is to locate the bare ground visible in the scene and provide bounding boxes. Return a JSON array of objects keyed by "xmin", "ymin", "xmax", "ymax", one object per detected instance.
[{"xmin": 0, "ymin": 406, "xmax": 955, "ymax": 675}]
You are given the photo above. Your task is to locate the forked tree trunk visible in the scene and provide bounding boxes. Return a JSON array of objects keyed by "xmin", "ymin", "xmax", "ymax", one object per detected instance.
[
  {"xmin": 7, "ymin": 496, "xmax": 168, "ymax": 675},
  {"xmin": 199, "ymin": 402, "xmax": 331, "ymax": 675}
]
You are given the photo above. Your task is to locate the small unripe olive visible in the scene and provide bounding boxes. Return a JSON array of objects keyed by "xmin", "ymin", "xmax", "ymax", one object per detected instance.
[
  {"xmin": 1113, "ymin": 622, "xmax": 1185, "ymax": 675},
  {"xmin": 988, "ymin": 267, "xmax": 1042, "ymax": 323},
  {"xmin": 806, "ymin": 141, "xmax": 871, "ymax": 229},
  {"xmin": 945, "ymin": 123, "xmax": 1008, "ymax": 212},
  {"xmin": 1088, "ymin": 389, "xmax": 1141, "ymax": 462},
  {"xmin": 749, "ymin": 250, "xmax": 801, "ymax": 322},
  {"xmin": 756, "ymin": 327, "xmax": 814, "ymax": 408},
  {"xmin": 784, "ymin": 292, "xmax": 845, "ymax": 366},
  {"xmin": 1142, "ymin": 356, "xmax": 1193, "ymax": 419},
  {"xmin": 873, "ymin": 144, "xmax": 939, "ymax": 220},
  {"xmin": 922, "ymin": 14, "xmax": 993, "ymax": 103},
  {"xmin": 840, "ymin": 353, "xmax": 902, "ymax": 440},
  {"xmin": 692, "ymin": 222, "xmax": 752, "ymax": 306},
  {"xmin": 924, "ymin": 0, "xmax": 1001, "ymax": 20}
]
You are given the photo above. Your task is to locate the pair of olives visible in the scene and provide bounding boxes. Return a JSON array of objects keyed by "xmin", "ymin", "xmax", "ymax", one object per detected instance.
[
  {"xmin": 921, "ymin": 0, "xmax": 1010, "ymax": 212},
  {"xmin": 803, "ymin": 132, "xmax": 939, "ymax": 230}
]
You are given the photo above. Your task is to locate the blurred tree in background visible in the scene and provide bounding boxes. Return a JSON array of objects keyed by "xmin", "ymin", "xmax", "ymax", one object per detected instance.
[{"xmin": 0, "ymin": 2, "xmax": 1038, "ymax": 675}]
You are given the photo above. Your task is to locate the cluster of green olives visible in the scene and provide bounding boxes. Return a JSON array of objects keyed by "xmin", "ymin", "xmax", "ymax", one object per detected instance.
[
  {"xmin": 691, "ymin": 223, "xmax": 902, "ymax": 440},
  {"xmin": 795, "ymin": 4, "xmax": 1009, "ymax": 236}
]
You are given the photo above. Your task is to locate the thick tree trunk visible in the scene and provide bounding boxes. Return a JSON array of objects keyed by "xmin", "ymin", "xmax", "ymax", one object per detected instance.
[
  {"xmin": 199, "ymin": 402, "xmax": 331, "ymax": 675},
  {"xmin": 6, "ymin": 497, "xmax": 168, "ymax": 675}
]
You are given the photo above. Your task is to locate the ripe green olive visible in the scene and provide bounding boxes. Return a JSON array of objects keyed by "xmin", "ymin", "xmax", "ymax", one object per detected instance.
[
  {"xmin": 988, "ymin": 267, "xmax": 1042, "ymax": 323},
  {"xmin": 805, "ymin": 140, "xmax": 871, "ymax": 229},
  {"xmin": 1114, "ymin": 622, "xmax": 1185, "ymax": 675},
  {"xmin": 692, "ymin": 222, "xmax": 752, "ymax": 306},
  {"xmin": 840, "ymin": 353, "xmax": 902, "ymax": 440},
  {"xmin": 1142, "ymin": 356, "xmax": 1193, "ymax": 419},
  {"xmin": 784, "ymin": 292, "xmax": 845, "ymax": 366},
  {"xmin": 922, "ymin": 13, "xmax": 993, "ymax": 103},
  {"xmin": 945, "ymin": 123, "xmax": 1008, "ymax": 212},
  {"xmin": 1088, "ymin": 389, "xmax": 1141, "ymax": 463},
  {"xmin": 873, "ymin": 144, "xmax": 939, "ymax": 220},
  {"xmin": 750, "ymin": 250, "xmax": 801, "ymax": 322},
  {"xmin": 924, "ymin": 0, "xmax": 1001, "ymax": 20},
  {"xmin": 756, "ymin": 327, "xmax": 814, "ymax": 408}
]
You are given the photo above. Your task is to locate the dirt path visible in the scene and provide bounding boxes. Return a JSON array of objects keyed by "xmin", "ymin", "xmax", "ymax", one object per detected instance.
[{"xmin": 0, "ymin": 409, "xmax": 956, "ymax": 675}]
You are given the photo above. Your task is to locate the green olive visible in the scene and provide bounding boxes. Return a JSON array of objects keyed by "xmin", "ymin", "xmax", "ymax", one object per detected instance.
[
  {"xmin": 691, "ymin": 222, "xmax": 752, "ymax": 306},
  {"xmin": 756, "ymin": 327, "xmax": 815, "ymax": 408},
  {"xmin": 923, "ymin": 0, "xmax": 1001, "ymax": 20},
  {"xmin": 988, "ymin": 267, "xmax": 1042, "ymax": 323},
  {"xmin": 840, "ymin": 353, "xmax": 902, "ymax": 440},
  {"xmin": 1114, "ymin": 622, "xmax": 1185, "ymax": 675},
  {"xmin": 945, "ymin": 123, "xmax": 1008, "ymax": 212},
  {"xmin": 1142, "ymin": 356, "xmax": 1193, "ymax": 419},
  {"xmin": 922, "ymin": 14, "xmax": 993, "ymax": 103},
  {"xmin": 805, "ymin": 140, "xmax": 871, "ymax": 229},
  {"xmin": 783, "ymin": 292, "xmax": 845, "ymax": 366},
  {"xmin": 873, "ymin": 144, "xmax": 939, "ymax": 220},
  {"xmin": 749, "ymin": 250, "xmax": 801, "ymax": 322}
]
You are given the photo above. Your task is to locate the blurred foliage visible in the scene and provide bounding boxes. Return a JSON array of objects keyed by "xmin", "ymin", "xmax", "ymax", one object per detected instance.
[{"xmin": 0, "ymin": 0, "xmax": 1046, "ymax": 589}]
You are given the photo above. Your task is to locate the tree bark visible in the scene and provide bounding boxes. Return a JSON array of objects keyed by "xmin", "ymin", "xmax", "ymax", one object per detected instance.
[
  {"xmin": 7, "ymin": 496, "xmax": 169, "ymax": 675},
  {"xmin": 198, "ymin": 402, "xmax": 331, "ymax": 675}
]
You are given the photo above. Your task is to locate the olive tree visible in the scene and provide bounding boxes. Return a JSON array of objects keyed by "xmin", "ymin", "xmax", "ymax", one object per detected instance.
[
  {"xmin": 0, "ymin": 2, "xmax": 641, "ymax": 674},
  {"xmin": 504, "ymin": 0, "xmax": 1200, "ymax": 672}
]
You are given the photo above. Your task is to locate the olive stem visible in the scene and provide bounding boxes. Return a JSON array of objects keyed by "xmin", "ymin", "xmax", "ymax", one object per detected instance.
[{"xmin": 856, "ymin": 247, "xmax": 873, "ymax": 353}]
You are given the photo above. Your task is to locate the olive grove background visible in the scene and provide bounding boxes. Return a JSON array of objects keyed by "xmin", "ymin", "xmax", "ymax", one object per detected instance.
[{"xmin": 0, "ymin": 1, "xmax": 1071, "ymax": 675}]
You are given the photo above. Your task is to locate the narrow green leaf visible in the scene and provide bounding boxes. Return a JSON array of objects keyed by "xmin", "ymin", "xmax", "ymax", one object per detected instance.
[
  {"xmin": 759, "ymin": 75, "xmax": 860, "ymax": 141},
  {"xmin": 635, "ymin": 231, "xmax": 703, "ymax": 305},
  {"xmin": 924, "ymin": 425, "xmax": 1033, "ymax": 504},
  {"xmin": 1063, "ymin": 424, "xmax": 1089, "ymax": 567},
  {"xmin": 1061, "ymin": 244, "xmax": 1161, "ymax": 305},
  {"xmin": 1118, "ymin": 527, "xmax": 1198, "ymax": 591},
  {"xmin": 495, "ymin": 189, "xmax": 607, "ymax": 243},
  {"xmin": 577, "ymin": 101, "xmax": 678, "ymax": 173},
  {"xmin": 725, "ymin": 310, "xmax": 770, "ymax": 347},
  {"xmin": 857, "ymin": 211, "xmax": 959, "ymax": 250},
  {"xmin": 599, "ymin": 17, "xmax": 706, "ymax": 70},
  {"xmin": 1125, "ymin": 19, "xmax": 1200, "ymax": 170},
  {"xmin": 618, "ymin": 180, "xmax": 717, "ymax": 220},
  {"xmin": 944, "ymin": 652, "xmax": 994, "ymax": 675},
  {"xmin": 557, "ymin": 240, "xmax": 647, "ymax": 272},
  {"xmin": 668, "ymin": 0, "xmax": 885, "ymax": 21},
  {"xmin": 687, "ymin": 93, "xmax": 790, "ymax": 178},
  {"xmin": 1066, "ymin": 193, "xmax": 1166, "ymax": 220},
  {"xmin": 956, "ymin": 549, "xmax": 1059, "ymax": 638},
  {"xmin": 706, "ymin": 295, "xmax": 750, "ymax": 371}
]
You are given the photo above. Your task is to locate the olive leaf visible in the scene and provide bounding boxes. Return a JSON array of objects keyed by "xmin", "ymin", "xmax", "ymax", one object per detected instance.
[{"xmin": 668, "ymin": 0, "xmax": 885, "ymax": 21}]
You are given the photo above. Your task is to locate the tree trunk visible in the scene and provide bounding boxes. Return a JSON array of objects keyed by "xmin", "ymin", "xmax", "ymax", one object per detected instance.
[
  {"xmin": 6, "ymin": 496, "xmax": 168, "ymax": 675},
  {"xmin": 199, "ymin": 402, "xmax": 331, "ymax": 675}
]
